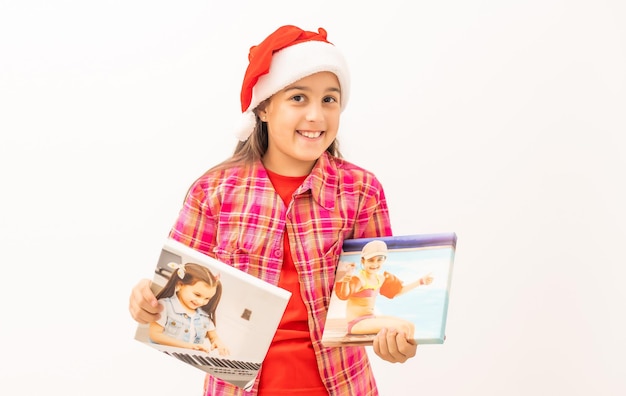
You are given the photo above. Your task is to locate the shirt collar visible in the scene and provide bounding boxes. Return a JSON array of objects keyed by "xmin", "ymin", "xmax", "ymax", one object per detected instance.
[{"xmin": 304, "ymin": 152, "xmax": 338, "ymax": 211}]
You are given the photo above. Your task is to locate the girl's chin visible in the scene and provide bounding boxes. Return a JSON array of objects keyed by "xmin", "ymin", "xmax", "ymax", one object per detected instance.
[{"xmin": 293, "ymin": 148, "xmax": 328, "ymax": 162}]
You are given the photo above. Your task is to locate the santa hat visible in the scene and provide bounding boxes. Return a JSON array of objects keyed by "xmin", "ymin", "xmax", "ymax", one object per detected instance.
[{"xmin": 235, "ymin": 25, "xmax": 351, "ymax": 141}]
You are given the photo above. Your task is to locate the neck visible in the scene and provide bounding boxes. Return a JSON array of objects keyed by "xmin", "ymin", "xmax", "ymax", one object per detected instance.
[{"xmin": 261, "ymin": 153, "xmax": 317, "ymax": 176}]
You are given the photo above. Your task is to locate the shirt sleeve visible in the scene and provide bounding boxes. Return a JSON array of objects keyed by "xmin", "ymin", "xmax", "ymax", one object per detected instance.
[{"xmin": 168, "ymin": 175, "xmax": 218, "ymax": 256}]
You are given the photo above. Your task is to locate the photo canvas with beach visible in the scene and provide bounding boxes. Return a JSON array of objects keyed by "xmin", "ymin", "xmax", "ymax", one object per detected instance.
[
  {"xmin": 322, "ymin": 233, "xmax": 457, "ymax": 347},
  {"xmin": 134, "ymin": 238, "xmax": 291, "ymax": 391}
]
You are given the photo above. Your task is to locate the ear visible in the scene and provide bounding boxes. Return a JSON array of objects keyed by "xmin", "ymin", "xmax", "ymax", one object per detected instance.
[
  {"xmin": 255, "ymin": 108, "xmax": 268, "ymax": 121},
  {"xmin": 255, "ymin": 100, "xmax": 270, "ymax": 120}
]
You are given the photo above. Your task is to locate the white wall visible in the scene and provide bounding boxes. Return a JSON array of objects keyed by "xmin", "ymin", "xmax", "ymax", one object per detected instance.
[{"xmin": 1, "ymin": 1, "xmax": 624, "ymax": 395}]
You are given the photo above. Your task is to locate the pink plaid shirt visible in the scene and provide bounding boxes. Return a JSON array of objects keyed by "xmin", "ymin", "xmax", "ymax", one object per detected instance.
[{"xmin": 169, "ymin": 152, "xmax": 393, "ymax": 396}]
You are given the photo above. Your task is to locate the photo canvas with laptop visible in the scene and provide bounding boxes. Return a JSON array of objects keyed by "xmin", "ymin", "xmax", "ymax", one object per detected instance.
[
  {"xmin": 134, "ymin": 238, "xmax": 291, "ymax": 391},
  {"xmin": 322, "ymin": 232, "xmax": 457, "ymax": 347}
]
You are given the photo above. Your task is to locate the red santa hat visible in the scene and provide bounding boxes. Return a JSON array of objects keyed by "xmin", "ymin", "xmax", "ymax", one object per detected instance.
[{"xmin": 235, "ymin": 25, "xmax": 351, "ymax": 141}]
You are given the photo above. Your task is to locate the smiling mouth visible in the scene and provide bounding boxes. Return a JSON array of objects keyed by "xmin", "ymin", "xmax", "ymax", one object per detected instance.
[{"xmin": 298, "ymin": 130, "xmax": 323, "ymax": 139}]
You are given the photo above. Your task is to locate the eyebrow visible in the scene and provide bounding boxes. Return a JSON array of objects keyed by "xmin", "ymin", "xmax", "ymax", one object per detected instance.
[{"xmin": 283, "ymin": 85, "xmax": 341, "ymax": 94}]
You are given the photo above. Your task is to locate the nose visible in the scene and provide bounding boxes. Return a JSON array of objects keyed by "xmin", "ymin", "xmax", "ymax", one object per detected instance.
[{"xmin": 305, "ymin": 102, "xmax": 324, "ymax": 122}]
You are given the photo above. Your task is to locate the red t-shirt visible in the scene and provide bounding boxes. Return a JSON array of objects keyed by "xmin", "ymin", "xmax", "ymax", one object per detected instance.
[{"xmin": 258, "ymin": 169, "xmax": 328, "ymax": 395}]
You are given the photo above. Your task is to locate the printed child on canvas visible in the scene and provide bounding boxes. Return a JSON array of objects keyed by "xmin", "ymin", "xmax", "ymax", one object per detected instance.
[
  {"xmin": 149, "ymin": 262, "xmax": 229, "ymax": 355},
  {"xmin": 334, "ymin": 240, "xmax": 434, "ymax": 338}
]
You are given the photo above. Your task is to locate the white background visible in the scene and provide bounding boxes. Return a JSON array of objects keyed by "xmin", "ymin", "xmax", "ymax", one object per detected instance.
[{"xmin": 1, "ymin": 1, "xmax": 625, "ymax": 395}]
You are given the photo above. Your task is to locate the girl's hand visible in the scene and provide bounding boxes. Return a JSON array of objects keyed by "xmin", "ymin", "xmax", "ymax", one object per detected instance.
[
  {"xmin": 339, "ymin": 262, "xmax": 356, "ymax": 282},
  {"xmin": 211, "ymin": 339, "xmax": 230, "ymax": 356},
  {"xmin": 373, "ymin": 328, "xmax": 417, "ymax": 363},
  {"xmin": 190, "ymin": 343, "xmax": 210, "ymax": 353},
  {"xmin": 129, "ymin": 279, "xmax": 163, "ymax": 324},
  {"xmin": 421, "ymin": 273, "xmax": 434, "ymax": 286}
]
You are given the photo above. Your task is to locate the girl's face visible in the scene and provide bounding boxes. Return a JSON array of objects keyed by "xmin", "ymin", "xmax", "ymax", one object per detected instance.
[
  {"xmin": 176, "ymin": 281, "xmax": 217, "ymax": 312},
  {"xmin": 361, "ymin": 256, "xmax": 386, "ymax": 274},
  {"xmin": 259, "ymin": 71, "xmax": 341, "ymax": 176}
]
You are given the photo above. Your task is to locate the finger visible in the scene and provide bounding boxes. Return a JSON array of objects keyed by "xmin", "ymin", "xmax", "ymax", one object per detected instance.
[
  {"xmin": 383, "ymin": 329, "xmax": 411, "ymax": 363},
  {"xmin": 129, "ymin": 279, "xmax": 162, "ymax": 323},
  {"xmin": 130, "ymin": 303, "xmax": 161, "ymax": 324},
  {"xmin": 384, "ymin": 328, "xmax": 401, "ymax": 357},
  {"xmin": 375, "ymin": 328, "xmax": 398, "ymax": 361},
  {"xmin": 372, "ymin": 328, "xmax": 386, "ymax": 358},
  {"xmin": 140, "ymin": 279, "xmax": 160, "ymax": 308},
  {"xmin": 395, "ymin": 333, "xmax": 417, "ymax": 360}
]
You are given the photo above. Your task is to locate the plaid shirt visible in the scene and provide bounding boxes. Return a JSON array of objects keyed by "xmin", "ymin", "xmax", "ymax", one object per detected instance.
[{"xmin": 169, "ymin": 152, "xmax": 393, "ymax": 396}]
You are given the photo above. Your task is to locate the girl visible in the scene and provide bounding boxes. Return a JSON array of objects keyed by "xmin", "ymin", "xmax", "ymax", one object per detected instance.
[
  {"xmin": 334, "ymin": 240, "xmax": 434, "ymax": 339},
  {"xmin": 149, "ymin": 262, "xmax": 229, "ymax": 356},
  {"xmin": 129, "ymin": 25, "xmax": 417, "ymax": 396}
]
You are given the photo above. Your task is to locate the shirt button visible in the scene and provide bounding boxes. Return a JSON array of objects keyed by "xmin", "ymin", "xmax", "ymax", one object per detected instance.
[{"xmin": 274, "ymin": 250, "xmax": 282, "ymax": 258}]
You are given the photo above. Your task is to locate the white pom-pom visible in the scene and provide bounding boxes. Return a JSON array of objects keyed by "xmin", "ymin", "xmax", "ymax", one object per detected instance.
[{"xmin": 234, "ymin": 112, "xmax": 257, "ymax": 141}]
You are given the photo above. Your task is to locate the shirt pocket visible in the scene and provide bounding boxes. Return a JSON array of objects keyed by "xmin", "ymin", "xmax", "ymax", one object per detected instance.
[{"xmin": 164, "ymin": 318, "xmax": 186, "ymax": 338}]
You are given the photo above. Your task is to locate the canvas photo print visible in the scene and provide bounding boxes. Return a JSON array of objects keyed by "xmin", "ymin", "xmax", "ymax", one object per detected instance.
[
  {"xmin": 322, "ymin": 233, "xmax": 457, "ymax": 347},
  {"xmin": 135, "ymin": 238, "xmax": 291, "ymax": 390}
]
